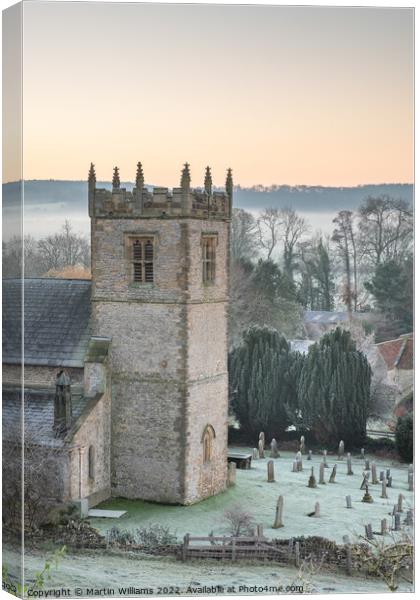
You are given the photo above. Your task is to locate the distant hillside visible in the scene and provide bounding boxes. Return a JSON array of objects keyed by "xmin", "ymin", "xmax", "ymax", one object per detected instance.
[{"xmin": 2, "ymin": 180, "xmax": 413, "ymax": 214}]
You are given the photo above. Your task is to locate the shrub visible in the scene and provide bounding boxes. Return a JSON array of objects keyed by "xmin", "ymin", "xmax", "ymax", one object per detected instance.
[
  {"xmin": 134, "ymin": 524, "xmax": 178, "ymax": 549},
  {"xmin": 395, "ymin": 413, "xmax": 413, "ymax": 463},
  {"xmin": 223, "ymin": 504, "xmax": 255, "ymax": 536},
  {"xmin": 296, "ymin": 328, "xmax": 371, "ymax": 447},
  {"xmin": 106, "ymin": 526, "xmax": 135, "ymax": 546},
  {"xmin": 229, "ymin": 326, "xmax": 301, "ymax": 438}
]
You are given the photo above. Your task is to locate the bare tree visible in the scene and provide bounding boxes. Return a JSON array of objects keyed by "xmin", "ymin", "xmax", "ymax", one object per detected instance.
[
  {"xmin": 2, "ymin": 235, "xmax": 42, "ymax": 278},
  {"xmin": 257, "ymin": 207, "xmax": 283, "ymax": 259},
  {"xmin": 359, "ymin": 196, "xmax": 413, "ymax": 267},
  {"xmin": 231, "ymin": 208, "xmax": 258, "ymax": 260},
  {"xmin": 3, "ymin": 422, "xmax": 64, "ymax": 532},
  {"xmin": 38, "ymin": 220, "xmax": 90, "ymax": 273},
  {"xmin": 332, "ymin": 211, "xmax": 358, "ymax": 314},
  {"xmin": 223, "ymin": 504, "xmax": 255, "ymax": 536},
  {"xmin": 281, "ymin": 207, "xmax": 309, "ymax": 280}
]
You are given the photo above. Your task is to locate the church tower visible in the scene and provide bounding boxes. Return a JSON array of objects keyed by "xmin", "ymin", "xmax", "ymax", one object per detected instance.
[{"xmin": 89, "ymin": 162, "xmax": 232, "ymax": 504}]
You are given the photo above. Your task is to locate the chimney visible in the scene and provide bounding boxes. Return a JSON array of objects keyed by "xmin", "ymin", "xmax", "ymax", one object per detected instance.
[{"xmin": 54, "ymin": 370, "xmax": 72, "ymax": 435}]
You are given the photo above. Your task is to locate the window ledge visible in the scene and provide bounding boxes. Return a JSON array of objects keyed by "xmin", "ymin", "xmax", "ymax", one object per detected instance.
[{"xmin": 129, "ymin": 282, "xmax": 155, "ymax": 289}]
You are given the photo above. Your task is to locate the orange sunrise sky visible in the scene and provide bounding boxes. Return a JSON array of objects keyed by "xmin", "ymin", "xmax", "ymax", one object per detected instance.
[{"xmin": 4, "ymin": 2, "xmax": 414, "ymax": 187}]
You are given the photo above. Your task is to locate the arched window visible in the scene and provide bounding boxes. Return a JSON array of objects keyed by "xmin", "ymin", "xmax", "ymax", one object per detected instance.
[
  {"xmin": 88, "ymin": 446, "xmax": 95, "ymax": 480},
  {"xmin": 201, "ymin": 425, "xmax": 216, "ymax": 464}
]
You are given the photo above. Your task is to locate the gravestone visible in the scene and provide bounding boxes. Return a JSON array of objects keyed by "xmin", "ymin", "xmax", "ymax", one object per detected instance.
[
  {"xmin": 300, "ymin": 435, "xmax": 305, "ymax": 454},
  {"xmin": 270, "ymin": 438, "xmax": 279, "ymax": 458},
  {"xmin": 329, "ymin": 464, "xmax": 337, "ymax": 483},
  {"xmin": 267, "ymin": 460, "xmax": 275, "ymax": 482},
  {"xmin": 408, "ymin": 473, "xmax": 413, "ymax": 492},
  {"xmin": 258, "ymin": 439, "xmax": 265, "ymax": 459},
  {"xmin": 319, "ymin": 462, "xmax": 326, "ymax": 484},
  {"xmin": 365, "ymin": 524, "xmax": 373, "ymax": 540},
  {"xmin": 308, "ymin": 467, "xmax": 317, "ymax": 488},
  {"xmin": 273, "ymin": 495, "xmax": 284, "ymax": 528},
  {"xmin": 227, "ymin": 461, "xmax": 237, "ymax": 487},
  {"xmin": 380, "ymin": 518, "xmax": 388, "ymax": 536},
  {"xmin": 347, "ymin": 453, "xmax": 354, "ymax": 475},
  {"xmin": 380, "ymin": 479, "xmax": 388, "ymax": 499}
]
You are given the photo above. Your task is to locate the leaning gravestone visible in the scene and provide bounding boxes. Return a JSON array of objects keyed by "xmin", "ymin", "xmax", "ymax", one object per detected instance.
[
  {"xmin": 360, "ymin": 473, "xmax": 369, "ymax": 490},
  {"xmin": 329, "ymin": 464, "xmax": 337, "ymax": 483}
]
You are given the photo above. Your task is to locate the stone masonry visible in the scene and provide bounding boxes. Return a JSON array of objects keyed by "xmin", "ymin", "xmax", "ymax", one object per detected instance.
[{"xmin": 90, "ymin": 162, "xmax": 232, "ymax": 504}]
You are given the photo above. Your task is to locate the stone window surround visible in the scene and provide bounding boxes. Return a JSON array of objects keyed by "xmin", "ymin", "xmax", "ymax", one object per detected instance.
[
  {"xmin": 201, "ymin": 424, "xmax": 216, "ymax": 463},
  {"xmin": 201, "ymin": 233, "xmax": 218, "ymax": 285},
  {"xmin": 124, "ymin": 232, "xmax": 157, "ymax": 286}
]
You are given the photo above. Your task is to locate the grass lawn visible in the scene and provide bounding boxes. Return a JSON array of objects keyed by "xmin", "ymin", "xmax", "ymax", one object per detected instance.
[{"xmin": 91, "ymin": 448, "xmax": 413, "ymax": 545}]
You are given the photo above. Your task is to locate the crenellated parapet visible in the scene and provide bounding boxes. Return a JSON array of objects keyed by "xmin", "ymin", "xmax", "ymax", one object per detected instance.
[{"xmin": 88, "ymin": 162, "xmax": 233, "ymax": 220}]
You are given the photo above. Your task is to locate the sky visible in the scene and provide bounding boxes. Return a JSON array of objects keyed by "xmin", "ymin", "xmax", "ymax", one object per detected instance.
[{"xmin": 4, "ymin": 2, "xmax": 414, "ymax": 187}]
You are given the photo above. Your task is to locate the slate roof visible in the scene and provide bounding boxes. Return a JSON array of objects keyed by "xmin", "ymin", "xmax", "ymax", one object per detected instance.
[
  {"xmin": 2, "ymin": 388, "xmax": 91, "ymax": 447},
  {"xmin": 3, "ymin": 278, "xmax": 92, "ymax": 367}
]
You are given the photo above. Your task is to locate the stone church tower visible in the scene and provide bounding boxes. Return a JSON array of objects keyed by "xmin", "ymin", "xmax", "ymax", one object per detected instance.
[{"xmin": 89, "ymin": 162, "xmax": 232, "ymax": 504}]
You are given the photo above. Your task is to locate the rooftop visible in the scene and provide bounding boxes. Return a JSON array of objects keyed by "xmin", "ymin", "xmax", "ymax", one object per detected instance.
[
  {"xmin": 2, "ymin": 387, "xmax": 92, "ymax": 447},
  {"xmin": 376, "ymin": 334, "xmax": 413, "ymax": 370},
  {"xmin": 2, "ymin": 278, "xmax": 92, "ymax": 367}
]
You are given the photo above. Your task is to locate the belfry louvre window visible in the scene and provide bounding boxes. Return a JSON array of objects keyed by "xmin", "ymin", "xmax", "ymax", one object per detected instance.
[
  {"xmin": 132, "ymin": 238, "xmax": 154, "ymax": 283},
  {"xmin": 202, "ymin": 236, "xmax": 217, "ymax": 283}
]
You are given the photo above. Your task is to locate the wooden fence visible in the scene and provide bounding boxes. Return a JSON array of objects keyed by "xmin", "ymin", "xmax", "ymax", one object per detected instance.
[
  {"xmin": 180, "ymin": 533, "xmax": 290, "ymax": 563},
  {"xmin": 179, "ymin": 533, "xmax": 352, "ymax": 572}
]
